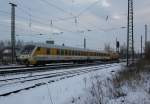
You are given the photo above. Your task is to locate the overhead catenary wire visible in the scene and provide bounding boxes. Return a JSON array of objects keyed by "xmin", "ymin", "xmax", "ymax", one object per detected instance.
[
  {"xmin": 0, "ymin": 0, "xmax": 127, "ymax": 39},
  {"xmin": 0, "ymin": 10, "xmax": 10, "ymax": 14},
  {"xmin": 39, "ymin": 0, "xmax": 74, "ymax": 17},
  {"xmin": 12, "ymin": 0, "xmax": 106, "ymax": 34},
  {"xmin": 76, "ymin": 0, "xmax": 101, "ymax": 17},
  {"xmin": 15, "ymin": 0, "xmax": 75, "ymax": 22}
]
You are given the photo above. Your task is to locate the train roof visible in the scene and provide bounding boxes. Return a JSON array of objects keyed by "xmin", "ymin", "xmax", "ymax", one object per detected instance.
[{"xmin": 25, "ymin": 43, "xmax": 109, "ymax": 53}]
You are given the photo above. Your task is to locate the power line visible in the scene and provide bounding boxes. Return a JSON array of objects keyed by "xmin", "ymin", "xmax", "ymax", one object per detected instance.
[
  {"xmin": 39, "ymin": 0, "xmax": 74, "ymax": 16},
  {"xmin": 14, "ymin": 0, "xmax": 116, "ymax": 34},
  {"xmin": 3, "ymin": 0, "xmax": 125, "ymax": 37},
  {"xmin": 15, "ymin": 0, "xmax": 75, "ymax": 23},
  {"xmin": 0, "ymin": 10, "xmax": 10, "ymax": 14},
  {"xmin": 77, "ymin": 0, "xmax": 101, "ymax": 17}
]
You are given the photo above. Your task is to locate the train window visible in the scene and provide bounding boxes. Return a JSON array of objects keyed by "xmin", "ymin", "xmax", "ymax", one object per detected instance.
[
  {"xmin": 74, "ymin": 51, "xmax": 76, "ymax": 56},
  {"xmin": 47, "ymin": 49, "xmax": 50, "ymax": 55},
  {"xmin": 67, "ymin": 50, "xmax": 69, "ymax": 55},
  {"xmin": 83, "ymin": 52, "xmax": 85, "ymax": 56},
  {"xmin": 92, "ymin": 52, "xmax": 94, "ymax": 56},
  {"xmin": 97, "ymin": 53, "xmax": 98, "ymax": 56},
  {"xmin": 78, "ymin": 51, "xmax": 81, "ymax": 56},
  {"xmin": 61, "ymin": 49, "xmax": 65, "ymax": 55},
  {"xmin": 69, "ymin": 50, "xmax": 72, "ymax": 56},
  {"xmin": 57, "ymin": 49, "xmax": 60, "ymax": 55},
  {"xmin": 80, "ymin": 51, "xmax": 82, "ymax": 56},
  {"xmin": 77, "ymin": 51, "xmax": 79, "ymax": 56},
  {"xmin": 68, "ymin": 50, "xmax": 70, "ymax": 55},
  {"xmin": 72, "ymin": 50, "xmax": 74, "ymax": 56},
  {"xmin": 75, "ymin": 51, "xmax": 77, "ymax": 56},
  {"xmin": 65, "ymin": 50, "xmax": 68, "ymax": 55},
  {"xmin": 64, "ymin": 50, "xmax": 66, "ymax": 55},
  {"xmin": 37, "ymin": 47, "xmax": 41, "ymax": 51},
  {"xmin": 81, "ymin": 52, "xmax": 83, "ymax": 56},
  {"xmin": 82, "ymin": 52, "xmax": 84, "ymax": 56},
  {"xmin": 21, "ymin": 45, "xmax": 35, "ymax": 54},
  {"xmin": 81, "ymin": 51, "xmax": 83, "ymax": 56},
  {"xmin": 86, "ymin": 52, "xmax": 88, "ymax": 56},
  {"xmin": 83, "ymin": 52, "xmax": 84, "ymax": 56},
  {"xmin": 72, "ymin": 51, "xmax": 74, "ymax": 56},
  {"xmin": 73, "ymin": 51, "xmax": 76, "ymax": 56},
  {"xmin": 87, "ymin": 52, "xmax": 90, "ymax": 56}
]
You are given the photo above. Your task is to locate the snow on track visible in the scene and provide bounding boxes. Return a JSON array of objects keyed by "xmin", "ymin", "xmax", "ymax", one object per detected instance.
[{"xmin": 0, "ymin": 63, "xmax": 122, "ymax": 104}]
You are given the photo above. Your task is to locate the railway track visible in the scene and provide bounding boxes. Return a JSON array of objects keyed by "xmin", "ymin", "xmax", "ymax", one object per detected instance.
[
  {"xmin": 0, "ymin": 63, "xmax": 74, "ymax": 70},
  {"xmin": 0, "ymin": 61, "xmax": 118, "ymax": 75},
  {"xmin": 0, "ymin": 63, "xmax": 120, "ymax": 97},
  {"xmin": 0, "ymin": 63, "xmax": 75, "ymax": 72}
]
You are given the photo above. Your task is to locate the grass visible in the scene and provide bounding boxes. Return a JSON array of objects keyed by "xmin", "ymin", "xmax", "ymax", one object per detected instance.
[
  {"xmin": 113, "ymin": 58, "xmax": 150, "ymax": 88},
  {"xmin": 80, "ymin": 58, "xmax": 150, "ymax": 104}
]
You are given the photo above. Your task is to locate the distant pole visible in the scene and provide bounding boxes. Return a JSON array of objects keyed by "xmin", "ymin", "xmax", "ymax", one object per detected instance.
[
  {"xmin": 84, "ymin": 37, "xmax": 86, "ymax": 49},
  {"xmin": 141, "ymin": 35, "xmax": 143, "ymax": 58},
  {"xmin": 145, "ymin": 24, "xmax": 147, "ymax": 51},
  {"xmin": 116, "ymin": 38, "xmax": 117, "ymax": 52},
  {"xmin": 9, "ymin": 3, "xmax": 17, "ymax": 64}
]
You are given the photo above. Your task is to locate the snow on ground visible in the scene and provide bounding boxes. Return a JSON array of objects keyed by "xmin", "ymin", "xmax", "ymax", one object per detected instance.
[{"xmin": 0, "ymin": 63, "xmax": 122, "ymax": 104}]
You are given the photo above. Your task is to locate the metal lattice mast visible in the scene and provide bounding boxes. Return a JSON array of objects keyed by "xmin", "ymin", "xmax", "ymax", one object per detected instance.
[
  {"xmin": 127, "ymin": 0, "xmax": 134, "ymax": 66},
  {"xmin": 9, "ymin": 3, "xmax": 17, "ymax": 64}
]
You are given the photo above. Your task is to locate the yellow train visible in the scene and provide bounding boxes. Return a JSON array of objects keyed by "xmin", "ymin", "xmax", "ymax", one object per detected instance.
[{"xmin": 18, "ymin": 43, "xmax": 119, "ymax": 66}]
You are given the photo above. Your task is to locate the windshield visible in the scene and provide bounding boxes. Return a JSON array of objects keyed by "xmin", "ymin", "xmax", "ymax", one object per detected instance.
[{"xmin": 21, "ymin": 45, "xmax": 35, "ymax": 54}]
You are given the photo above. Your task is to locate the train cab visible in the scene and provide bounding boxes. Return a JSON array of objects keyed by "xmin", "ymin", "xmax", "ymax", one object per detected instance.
[{"xmin": 18, "ymin": 45, "xmax": 36, "ymax": 65}]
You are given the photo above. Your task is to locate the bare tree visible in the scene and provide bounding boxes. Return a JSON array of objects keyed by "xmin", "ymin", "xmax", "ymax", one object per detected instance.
[
  {"xmin": 120, "ymin": 44, "xmax": 127, "ymax": 59},
  {"xmin": 0, "ymin": 40, "xmax": 4, "ymax": 50},
  {"xmin": 145, "ymin": 41, "xmax": 150, "ymax": 60}
]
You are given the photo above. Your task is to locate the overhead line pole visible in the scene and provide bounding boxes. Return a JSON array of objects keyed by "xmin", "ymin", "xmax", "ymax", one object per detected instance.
[
  {"xmin": 84, "ymin": 37, "xmax": 86, "ymax": 49},
  {"xmin": 145, "ymin": 24, "xmax": 148, "ymax": 50},
  {"xmin": 141, "ymin": 35, "xmax": 143, "ymax": 58},
  {"xmin": 127, "ymin": 0, "xmax": 134, "ymax": 66},
  {"xmin": 9, "ymin": 3, "xmax": 17, "ymax": 64}
]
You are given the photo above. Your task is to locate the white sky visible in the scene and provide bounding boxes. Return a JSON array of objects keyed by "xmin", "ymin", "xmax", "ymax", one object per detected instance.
[{"xmin": 0, "ymin": 0, "xmax": 150, "ymax": 51}]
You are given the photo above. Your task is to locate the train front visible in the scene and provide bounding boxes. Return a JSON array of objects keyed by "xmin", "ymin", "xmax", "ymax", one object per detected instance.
[{"xmin": 18, "ymin": 45, "xmax": 36, "ymax": 65}]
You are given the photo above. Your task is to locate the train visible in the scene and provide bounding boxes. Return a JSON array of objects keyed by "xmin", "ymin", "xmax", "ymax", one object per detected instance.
[{"xmin": 17, "ymin": 43, "xmax": 119, "ymax": 66}]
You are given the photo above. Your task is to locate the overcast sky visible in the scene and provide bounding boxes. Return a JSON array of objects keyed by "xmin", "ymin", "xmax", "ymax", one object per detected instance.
[{"xmin": 0, "ymin": 0, "xmax": 150, "ymax": 51}]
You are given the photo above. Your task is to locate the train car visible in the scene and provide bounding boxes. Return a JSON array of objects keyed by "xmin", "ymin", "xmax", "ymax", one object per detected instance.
[
  {"xmin": 109, "ymin": 52, "xmax": 120, "ymax": 61},
  {"xmin": 18, "ymin": 43, "xmax": 118, "ymax": 66}
]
